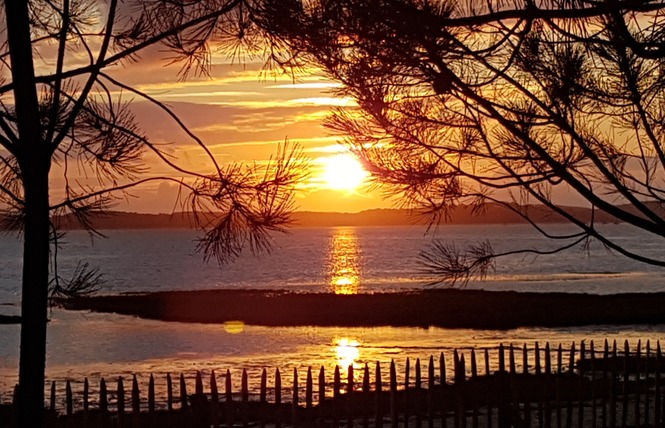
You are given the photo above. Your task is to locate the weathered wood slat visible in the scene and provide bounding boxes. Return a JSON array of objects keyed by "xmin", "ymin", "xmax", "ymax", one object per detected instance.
[
  {"xmin": 50, "ymin": 381, "xmax": 56, "ymax": 412},
  {"xmin": 83, "ymin": 378, "xmax": 89, "ymax": 414},
  {"xmin": 117, "ymin": 377, "xmax": 125, "ymax": 419},
  {"xmin": 428, "ymin": 355, "xmax": 435, "ymax": 428},
  {"xmin": 390, "ymin": 360, "xmax": 397, "ymax": 428},
  {"xmin": 333, "ymin": 365, "xmax": 340, "ymax": 428},
  {"xmin": 65, "ymin": 380, "xmax": 73, "ymax": 417},
  {"xmin": 646, "ymin": 341, "xmax": 651, "ymax": 427},
  {"xmin": 318, "ymin": 365, "xmax": 325, "ymax": 423},
  {"xmin": 166, "ymin": 373, "xmax": 173, "ymax": 412},
  {"xmin": 363, "ymin": 363, "xmax": 370, "ymax": 428},
  {"xmin": 636, "ymin": 340, "xmax": 642, "ymax": 426},
  {"xmin": 226, "ymin": 369, "xmax": 233, "ymax": 428},
  {"xmin": 131, "ymin": 375, "xmax": 140, "ymax": 414},
  {"xmin": 210, "ymin": 371, "xmax": 219, "ymax": 428},
  {"xmin": 99, "ymin": 378, "xmax": 108, "ymax": 414},
  {"xmin": 523, "ymin": 344, "xmax": 530, "ymax": 428},
  {"xmin": 291, "ymin": 368, "xmax": 298, "ymax": 428},
  {"xmin": 622, "ymin": 340, "xmax": 629, "ymax": 427},
  {"xmin": 347, "ymin": 364, "xmax": 354, "ymax": 426},
  {"xmin": 242, "ymin": 368, "xmax": 249, "ymax": 428},
  {"xmin": 656, "ymin": 343, "xmax": 662, "ymax": 428},
  {"xmin": 179, "ymin": 373, "xmax": 187, "ymax": 412},
  {"xmin": 306, "ymin": 367, "xmax": 313, "ymax": 427},
  {"xmin": 375, "ymin": 361, "xmax": 383, "ymax": 428},
  {"xmin": 148, "ymin": 374, "xmax": 155, "ymax": 413},
  {"xmin": 275, "ymin": 368, "xmax": 282, "ymax": 428}
]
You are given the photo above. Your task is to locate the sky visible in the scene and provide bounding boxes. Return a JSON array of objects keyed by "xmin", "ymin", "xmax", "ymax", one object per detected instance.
[
  {"xmin": 21, "ymin": 2, "xmax": 592, "ymax": 216},
  {"xmin": 101, "ymin": 54, "xmax": 396, "ymax": 214}
]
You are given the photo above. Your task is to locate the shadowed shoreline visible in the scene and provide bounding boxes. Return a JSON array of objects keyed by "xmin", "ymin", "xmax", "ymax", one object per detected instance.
[{"xmin": 61, "ymin": 289, "xmax": 665, "ymax": 329}]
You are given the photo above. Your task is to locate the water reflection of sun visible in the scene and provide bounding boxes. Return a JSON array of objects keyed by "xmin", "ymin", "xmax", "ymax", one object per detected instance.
[
  {"xmin": 327, "ymin": 228, "xmax": 361, "ymax": 294},
  {"xmin": 334, "ymin": 337, "xmax": 360, "ymax": 368}
]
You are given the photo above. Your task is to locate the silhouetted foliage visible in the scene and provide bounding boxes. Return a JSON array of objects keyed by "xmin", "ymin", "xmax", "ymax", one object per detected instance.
[
  {"xmin": 259, "ymin": 0, "xmax": 665, "ymax": 284},
  {"xmin": 0, "ymin": 1, "xmax": 305, "ymax": 426}
]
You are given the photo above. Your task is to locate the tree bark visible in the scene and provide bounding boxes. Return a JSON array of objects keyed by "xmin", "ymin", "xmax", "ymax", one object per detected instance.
[
  {"xmin": 5, "ymin": 1, "xmax": 52, "ymax": 427},
  {"xmin": 16, "ymin": 168, "xmax": 51, "ymax": 428}
]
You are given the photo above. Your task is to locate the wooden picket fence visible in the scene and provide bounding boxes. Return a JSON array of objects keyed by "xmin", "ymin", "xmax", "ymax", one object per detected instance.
[{"xmin": 5, "ymin": 339, "xmax": 665, "ymax": 427}]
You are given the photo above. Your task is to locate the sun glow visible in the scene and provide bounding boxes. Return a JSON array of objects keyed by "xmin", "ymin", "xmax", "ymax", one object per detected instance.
[{"xmin": 320, "ymin": 153, "xmax": 370, "ymax": 191}]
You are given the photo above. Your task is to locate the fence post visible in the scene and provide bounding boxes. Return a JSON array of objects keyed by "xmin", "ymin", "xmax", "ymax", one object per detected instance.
[
  {"xmin": 117, "ymin": 377, "xmax": 125, "ymax": 425},
  {"xmin": 242, "ymin": 369, "xmax": 249, "ymax": 428},
  {"xmin": 458, "ymin": 353, "xmax": 467, "ymax": 428},
  {"xmin": 226, "ymin": 369, "xmax": 233, "ymax": 428},
  {"xmin": 292, "ymin": 368, "xmax": 298, "ymax": 428},
  {"xmin": 544, "ymin": 343, "xmax": 552, "ymax": 428},
  {"xmin": 131, "ymin": 375, "xmax": 140, "ymax": 428},
  {"xmin": 167, "ymin": 373, "xmax": 173, "ymax": 412},
  {"xmin": 523, "ymin": 344, "xmax": 530, "ymax": 428},
  {"xmin": 318, "ymin": 366, "xmax": 325, "ymax": 423},
  {"xmin": 275, "ymin": 368, "xmax": 282, "ymax": 428},
  {"xmin": 83, "ymin": 377, "xmax": 89, "ymax": 413},
  {"xmin": 306, "ymin": 367, "xmax": 313, "ymax": 426},
  {"xmin": 656, "ymin": 342, "xmax": 662, "ymax": 428},
  {"xmin": 180, "ymin": 374, "xmax": 188, "ymax": 412},
  {"xmin": 509, "ymin": 345, "xmax": 516, "ymax": 375},
  {"xmin": 347, "ymin": 364, "xmax": 354, "ymax": 426},
  {"xmin": 416, "ymin": 358, "xmax": 423, "ymax": 426},
  {"xmin": 375, "ymin": 362, "xmax": 383, "ymax": 428},
  {"xmin": 50, "ymin": 381, "xmax": 56, "ymax": 413},
  {"xmin": 602, "ymin": 340, "xmax": 609, "ymax": 428},
  {"xmin": 622, "ymin": 340, "xmax": 629, "ymax": 427},
  {"xmin": 646, "ymin": 341, "xmax": 651, "ymax": 427},
  {"xmin": 65, "ymin": 380, "xmax": 73, "ymax": 417},
  {"xmin": 471, "ymin": 351, "xmax": 479, "ymax": 428},
  {"xmin": 333, "ymin": 365, "xmax": 340, "ymax": 428},
  {"xmin": 635, "ymin": 340, "xmax": 642, "ymax": 426},
  {"xmin": 191, "ymin": 371, "xmax": 200, "ymax": 396},
  {"xmin": 131, "ymin": 375, "xmax": 140, "ymax": 413},
  {"xmin": 259, "ymin": 369, "xmax": 267, "ymax": 426},
  {"xmin": 404, "ymin": 357, "xmax": 410, "ymax": 426},
  {"xmin": 211, "ymin": 371, "xmax": 220, "ymax": 428},
  {"xmin": 428, "ymin": 355, "xmax": 435, "ymax": 428},
  {"xmin": 99, "ymin": 378, "xmax": 108, "ymax": 428},
  {"xmin": 498, "ymin": 344, "xmax": 505, "ymax": 374},
  {"xmin": 441, "ymin": 351, "xmax": 447, "ymax": 383},
  {"xmin": 563, "ymin": 343, "xmax": 571, "ymax": 428},
  {"xmin": 83, "ymin": 377, "xmax": 90, "ymax": 428},
  {"xmin": 100, "ymin": 378, "xmax": 108, "ymax": 413},
  {"xmin": 390, "ymin": 360, "xmax": 398, "ymax": 428},
  {"xmin": 363, "ymin": 363, "xmax": 370, "ymax": 428},
  {"xmin": 590, "ymin": 341, "xmax": 597, "ymax": 427},
  {"xmin": 577, "ymin": 342, "xmax": 585, "ymax": 428},
  {"xmin": 609, "ymin": 340, "xmax": 617, "ymax": 428},
  {"xmin": 453, "ymin": 351, "xmax": 460, "ymax": 428},
  {"xmin": 147, "ymin": 374, "xmax": 155, "ymax": 414}
]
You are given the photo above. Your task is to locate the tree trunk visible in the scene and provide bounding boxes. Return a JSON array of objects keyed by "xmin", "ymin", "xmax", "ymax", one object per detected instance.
[
  {"xmin": 5, "ymin": 1, "xmax": 52, "ymax": 427},
  {"xmin": 16, "ymin": 168, "xmax": 51, "ymax": 428}
]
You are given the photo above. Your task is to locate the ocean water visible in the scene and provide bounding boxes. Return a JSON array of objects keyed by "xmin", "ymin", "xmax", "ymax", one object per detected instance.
[{"xmin": 1, "ymin": 223, "xmax": 665, "ymax": 404}]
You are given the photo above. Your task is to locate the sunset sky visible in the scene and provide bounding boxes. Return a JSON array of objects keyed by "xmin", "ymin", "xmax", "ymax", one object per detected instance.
[{"xmin": 103, "ymin": 52, "xmax": 395, "ymax": 214}]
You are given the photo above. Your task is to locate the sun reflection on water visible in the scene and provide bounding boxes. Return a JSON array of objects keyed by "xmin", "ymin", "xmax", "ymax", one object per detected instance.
[
  {"xmin": 327, "ymin": 228, "xmax": 361, "ymax": 294},
  {"xmin": 334, "ymin": 337, "xmax": 360, "ymax": 368}
]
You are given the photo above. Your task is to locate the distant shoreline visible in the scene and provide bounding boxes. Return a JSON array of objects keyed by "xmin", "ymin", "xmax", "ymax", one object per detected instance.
[
  {"xmin": 45, "ymin": 203, "xmax": 635, "ymax": 230},
  {"xmin": 61, "ymin": 289, "xmax": 665, "ymax": 329}
]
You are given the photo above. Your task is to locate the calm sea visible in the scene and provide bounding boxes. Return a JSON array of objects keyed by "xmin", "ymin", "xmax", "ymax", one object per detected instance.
[{"xmin": 1, "ymin": 223, "xmax": 665, "ymax": 402}]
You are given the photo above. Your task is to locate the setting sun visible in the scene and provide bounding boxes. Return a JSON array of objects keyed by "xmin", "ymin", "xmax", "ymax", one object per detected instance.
[{"xmin": 321, "ymin": 153, "xmax": 370, "ymax": 191}]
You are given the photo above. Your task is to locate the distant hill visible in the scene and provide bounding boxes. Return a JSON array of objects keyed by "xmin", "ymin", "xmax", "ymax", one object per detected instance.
[{"xmin": 47, "ymin": 203, "xmax": 626, "ymax": 230}]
